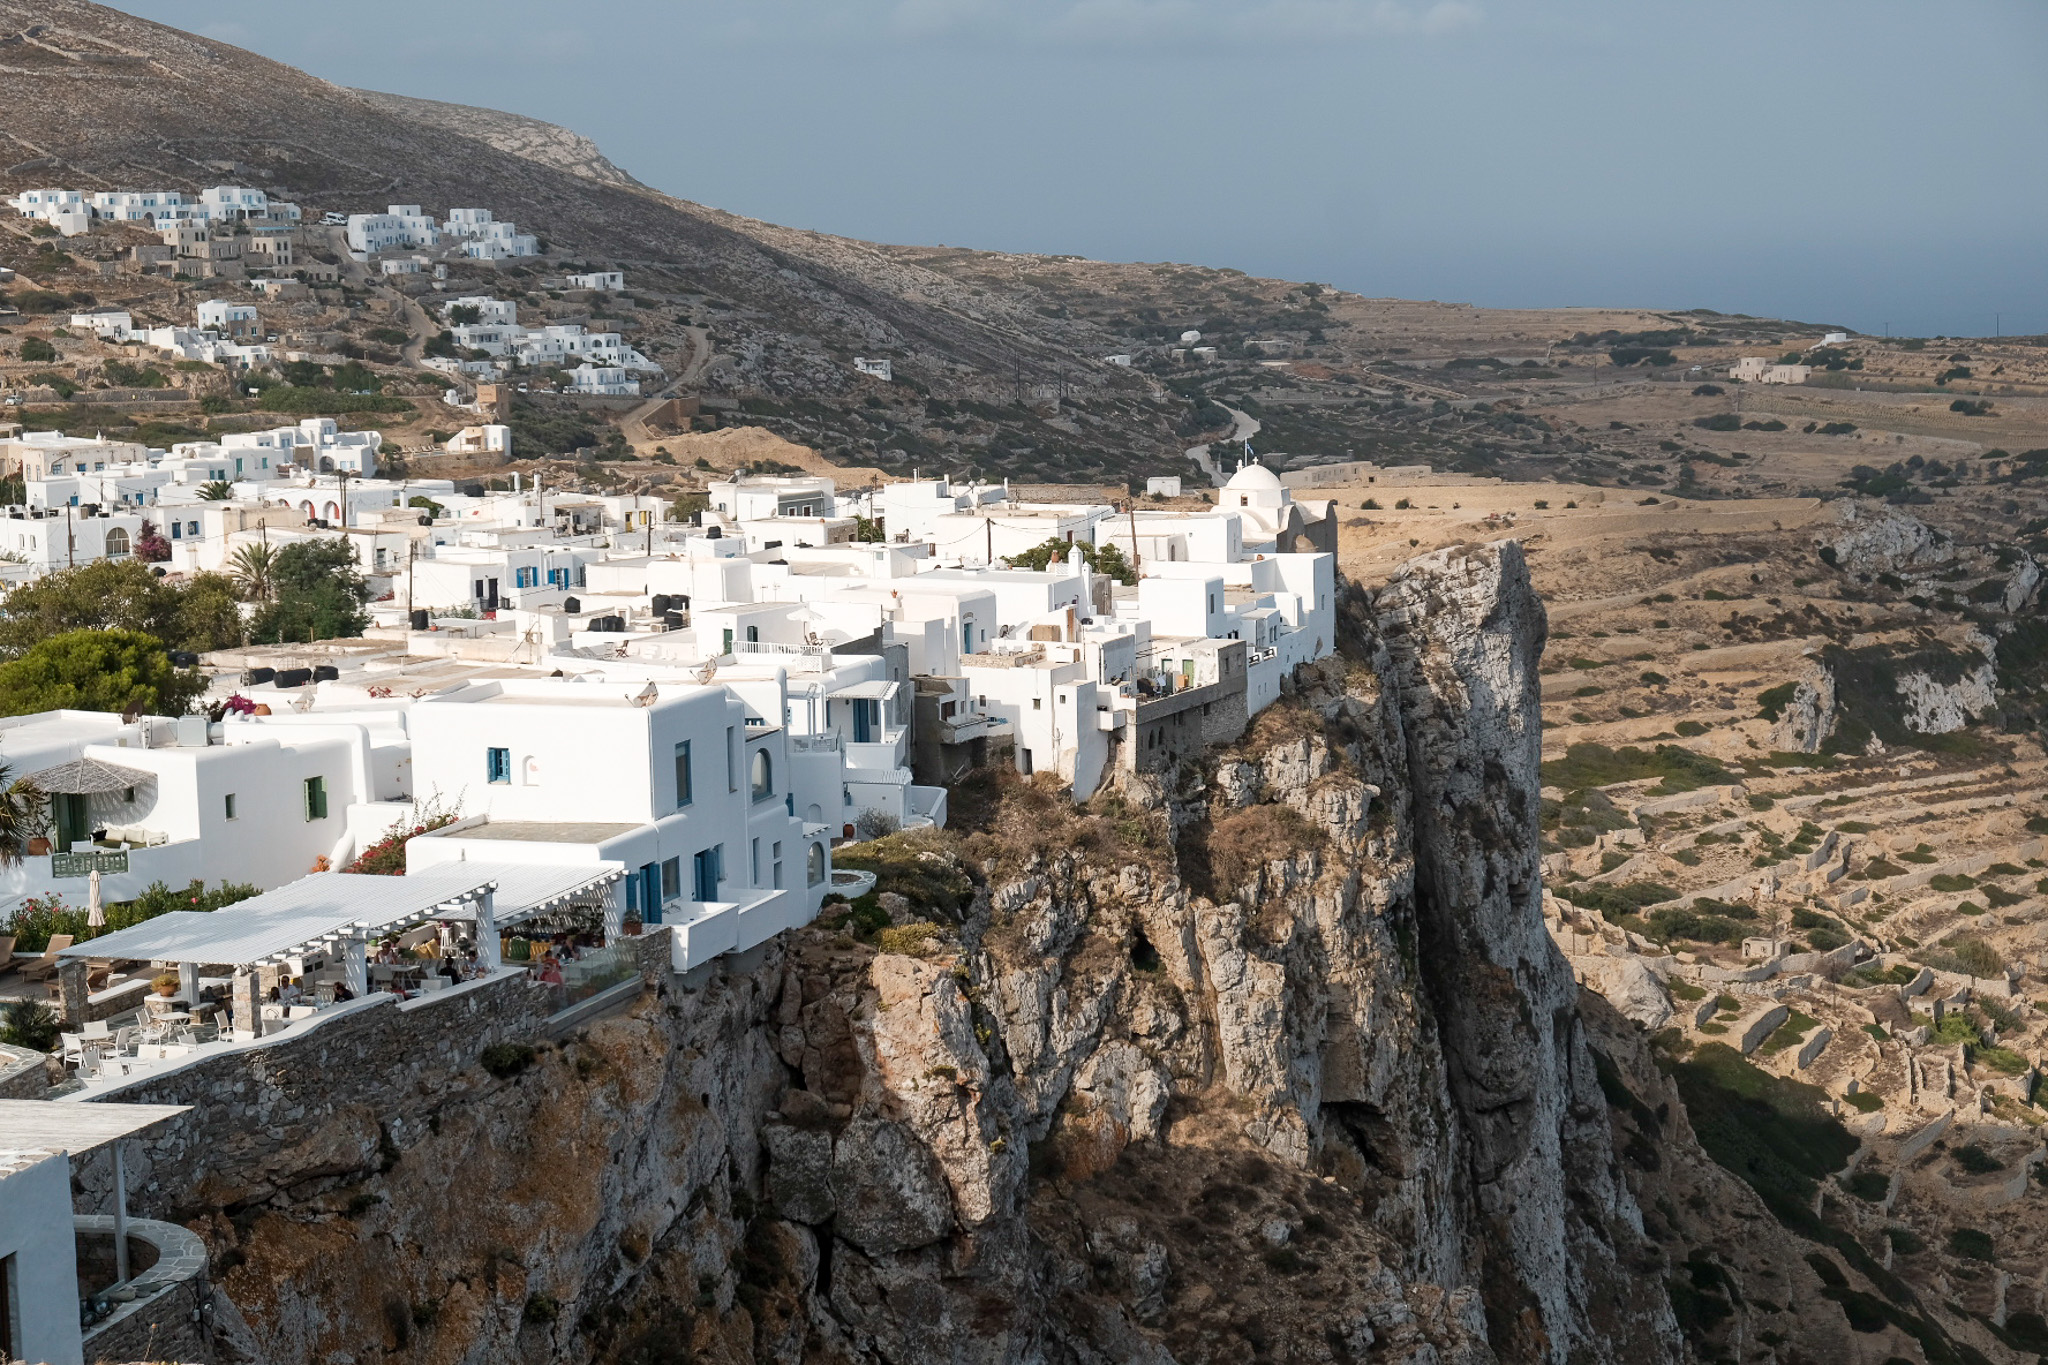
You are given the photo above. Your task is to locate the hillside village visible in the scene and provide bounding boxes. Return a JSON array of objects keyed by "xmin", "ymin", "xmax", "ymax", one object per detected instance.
[
  {"xmin": 0, "ymin": 269, "xmax": 1336, "ymax": 1359},
  {"xmin": 6, "ymin": 169, "xmax": 2048, "ymax": 1362},
  {"xmin": 3, "ymin": 8, "xmax": 2048, "ymax": 1357}
]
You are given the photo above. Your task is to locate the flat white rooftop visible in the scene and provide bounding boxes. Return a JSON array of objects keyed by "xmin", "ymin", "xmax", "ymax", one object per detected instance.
[{"xmin": 0, "ymin": 1098, "xmax": 192, "ymax": 1154}]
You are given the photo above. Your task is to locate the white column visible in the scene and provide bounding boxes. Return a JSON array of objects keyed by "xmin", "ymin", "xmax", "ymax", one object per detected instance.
[
  {"xmin": 473, "ymin": 889, "xmax": 501, "ymax": 971},
  {"xmin": 178, "ymin": 960, "xmax": 200, "ymax": 1005},
  {"xmin": 343, "ymin": 932, "xmax": 368, "ymax": 998},
  {"xmin": 601, "ymin": 878, "xmax": 622, "ymax": 945}
]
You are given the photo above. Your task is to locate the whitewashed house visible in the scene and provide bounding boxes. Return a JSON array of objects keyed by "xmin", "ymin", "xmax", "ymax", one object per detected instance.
[
  {"xmin": 569, "ymin": 365, "xmax": 640, "ymax": 397},
  {"xmin": 347, "ymin": 206, "xmax": 440, "ymax": 255},
  {"xmin": 195, "ymin": 299, "xmax": 259, "ymax": 338}
]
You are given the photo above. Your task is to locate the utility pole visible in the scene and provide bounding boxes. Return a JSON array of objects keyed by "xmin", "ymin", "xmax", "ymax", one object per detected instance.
[
  {"xmin": 1127, "ymin": 499, "xmax": 1140, "ymax": 577},
  {"xmin": 984, "ymin": 514, "xmax": 992, "ymax": 568},
  {"xmin": 65, "ymin": 503, "xmax": 73, "ymax": 568}
]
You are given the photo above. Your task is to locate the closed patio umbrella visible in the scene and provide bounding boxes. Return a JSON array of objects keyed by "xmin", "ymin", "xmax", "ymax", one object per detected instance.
[{"xmin": 87, "ymin": 867, "xmax": 105, "ymax": 932}]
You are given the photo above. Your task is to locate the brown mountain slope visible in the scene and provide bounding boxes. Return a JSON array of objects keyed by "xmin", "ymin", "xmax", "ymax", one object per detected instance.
[{"xmin": 0, "ymin": 2, "xmax": 1176, "ymax": 457}]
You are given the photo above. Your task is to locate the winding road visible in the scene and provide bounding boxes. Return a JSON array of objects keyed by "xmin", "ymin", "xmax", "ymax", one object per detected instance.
[{"xmin": 1184, "ymin": 402, "xmax": 1261, "ymax": 487}]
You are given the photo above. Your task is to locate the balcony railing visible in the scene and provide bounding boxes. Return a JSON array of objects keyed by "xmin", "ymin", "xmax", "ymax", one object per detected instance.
[
  {"xmin": 733, "ymin": 640, "xmax": 832, "ymax": 659},
  {"xmin": 544, "ymin": 939, "xmax": 638, "ymax": 1013}
]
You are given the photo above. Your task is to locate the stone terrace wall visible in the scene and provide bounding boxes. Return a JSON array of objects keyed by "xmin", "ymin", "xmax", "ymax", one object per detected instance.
[
  {"xmin": 72, "ymin": 930, "xmax": 676, "ymax": 1222},
  {"xmin": 0, "ymin": 1041, "xmax": 51, "ymax": 1098}
]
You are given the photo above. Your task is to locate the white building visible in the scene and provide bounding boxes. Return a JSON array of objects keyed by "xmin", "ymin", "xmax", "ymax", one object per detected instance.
[
  {"xmin": 202, "ymin": 185, "xmax": 297, "ymax": 221},
  {"xmin": 446, "ymin": 424, "xmax": 511, "ymax": 456},
  {"xmin": 8, "ymin": 188, "xmax": 90, "ymax": 236},
  {"xmin": 68, "ymin": 310, "xmax": 133, "ymax": 340},
  {"xmin": 405, "ymin": 677, "xmax": 829, "ymax": 964},
  {"xmin": 347, "ymin": 206, "xmax": 441, "ymax": 255},
  {"xmin": 196, "ymin": 299, "xmax": 259, "ymax": 338},
  {"xmin": 567, "ymin": 271, "xmax": 625, "ymax": 291},
  {"xmin": 0, "ymin": 1145, "xmax": 85, "ymax": 1365},
  {"xmin": 1, "ymin": 433, "xmax": 151, "ymax": 481},
  {"xmin": 0, "ymin": 708, "xmax": 408, "ymax": 907},
  {"xmin": 87, "ymin": 190, "xmax": 195, "ymax": 223},
  {"xmin": 853, "ymin": 357, "xmax": 893, "ymax": 381},
  {"xmin": 441, "ymin": 295, "xmax": 519, "ymax": 326},
  {"xmin": 569, "ymin": 364, "xmax": 641, "ymax": 397}
]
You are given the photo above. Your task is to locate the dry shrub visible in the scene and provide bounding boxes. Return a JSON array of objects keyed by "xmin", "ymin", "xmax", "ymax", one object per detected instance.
[
  {"xmin": 1204, "ymin": 803, "xmax": 1325, "ymax": 896},
  {"xmin": 874, "ymin": 921, "xmax": 944, "ymax": 957},
  {"xmin": 1229, "ymin": 693, "xmax": 1324, "ymax": 756}
]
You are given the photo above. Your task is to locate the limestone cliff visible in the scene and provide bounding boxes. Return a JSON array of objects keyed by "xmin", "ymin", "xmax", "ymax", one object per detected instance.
[{"xmin": 125, "ymin": 544, "xmax": 1728, "ymax": 1364}]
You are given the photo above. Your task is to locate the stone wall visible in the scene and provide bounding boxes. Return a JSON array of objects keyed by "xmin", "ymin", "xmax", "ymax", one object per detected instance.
[
  {"xmin": 0, "ymin": 1041, "xmax": 51, "ymax": 1099},
  {"xmin": 74, "ymin": 929, "xmax": 678, "ymax": 1213}
]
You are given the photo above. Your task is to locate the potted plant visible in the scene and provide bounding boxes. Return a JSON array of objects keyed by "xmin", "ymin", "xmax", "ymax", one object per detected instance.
[
  {"xmin": 152, "ymin": 972, "xmax": 180, "ymax": 998},
  {"xmin": 621, "ymin": 914, "xmax": 643, "ymax": 937}
]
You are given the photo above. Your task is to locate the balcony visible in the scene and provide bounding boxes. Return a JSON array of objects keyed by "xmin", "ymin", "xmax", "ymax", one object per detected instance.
[
  {"xmin": 0, "ymin": 838, "xmax": 205, "ymax": 906},
  {"xmin": 935, "ymin": 711, "xmax": 1007, "ymax": 744},
  {"xmin": 668, "ymin": 887, "xmax": 795, "ymax": 972},
  {"xmin": 907, "ymin": 785, "xmax": 948, "ymax": 829}
]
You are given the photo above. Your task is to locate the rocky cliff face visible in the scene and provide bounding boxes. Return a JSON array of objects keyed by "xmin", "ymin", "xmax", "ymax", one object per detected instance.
[{"xmin": 168, "ymin": 544, "xmax": 1720, "ymax": 1364}]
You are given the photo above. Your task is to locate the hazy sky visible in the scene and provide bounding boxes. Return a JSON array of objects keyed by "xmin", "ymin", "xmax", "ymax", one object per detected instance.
[{"xmin": 115, "ymin": 1, "xmax": 2048, "ymax": 337}]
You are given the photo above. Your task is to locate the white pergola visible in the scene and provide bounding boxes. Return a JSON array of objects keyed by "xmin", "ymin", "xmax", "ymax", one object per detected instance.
[
  {"xmin": 60, "ymin": 866, "xmax": 504, "ymax": 1000},
  {"xmin": 59, "ymin": 861, "xmax": 626, "ymax": 1003},
  {"xmin": 426, "ymin": 861, "xmax": 627, "ymax": 942}
]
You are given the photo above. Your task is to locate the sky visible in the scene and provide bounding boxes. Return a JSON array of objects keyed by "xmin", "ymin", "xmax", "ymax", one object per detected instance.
[{"xmin": 113, "ymin": 0, "xmax": 2048, "ymax": 338}]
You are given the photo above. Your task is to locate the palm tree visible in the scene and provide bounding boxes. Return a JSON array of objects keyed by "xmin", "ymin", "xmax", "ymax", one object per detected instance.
[
  {"xmin": 0, "ymin": 765, "xmax": 46, "ymax": 867},
  {"xmin": 228, "ymin": 542, "xmax": 278, "ymax": 602},
  {"xmin": 198, "ymin": 480, "xmax": 235, "ymax": 501}
]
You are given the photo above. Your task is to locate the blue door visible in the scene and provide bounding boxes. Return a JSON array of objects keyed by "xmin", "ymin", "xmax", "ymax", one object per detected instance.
[
  {"xmin": 640, "ymin": 863, "xmax": 663, "ymax": 924},
  {"xmin": 852, "ymin": 699, "xmax": 873, "ymax": 744},
  {"xmin": 693, "ymin": 849, "xmax": 719, "ymax": 902}
]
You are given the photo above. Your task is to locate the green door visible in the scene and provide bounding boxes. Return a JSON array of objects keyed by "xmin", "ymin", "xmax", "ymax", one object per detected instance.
[{"xmin": 55, "ymin": 793, "xmax": 91, "ymax": 853}]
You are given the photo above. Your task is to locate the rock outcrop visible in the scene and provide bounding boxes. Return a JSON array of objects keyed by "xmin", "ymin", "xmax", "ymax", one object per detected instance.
[
  {"xmin": 1823, "ymin": 501, "xmax": 1953, "ymax": 575},
  {"xmin": 121, "ymin": 544, "xmax": 1746, "ymax": 1364},
  {"xmin": 1768, "ymin": 665, "xmax": 1838, "ymax": 753}
]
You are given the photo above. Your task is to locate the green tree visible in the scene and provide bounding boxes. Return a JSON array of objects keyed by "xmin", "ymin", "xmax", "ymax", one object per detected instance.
[
  {"xmin": 1005, "ymin": 536, "xmax": 1135, "ymax": 585},
  {"xmin": 248, "ymin": 538, "xmax": 370, "ymax": 643},
  {"xmin": 175, "ymin": 572, "xmax": 245, "ymax": 650},
  {"xmin": 854, "ymin": 515, "xmax": 885, "ymax": 543},
  {"xmin": 227, "ymin": 542, "xmax": 278, "ymax": 601},
  {"xmin": 198, "ymin": 480, "xmax": 235, "ymax": 501},
  {"xmin": 0, "ymin": 559, "xmax": 186, "ymax": 655},
  {"xmin": 18, "ymin": 337, "xmax": 55, "ymax": 363},
  {"xmin": 0, "ymin": 763, "xmax": 47, "ymax": 865},
  {"xmin": 0, "ymin": 1000, "xmax": 59, "ymax": 1053},
  {"xmin": 406, "ymin": 494, "xmax": 445, "ymax": 519},
  {"xmin": 0, "ymin": 628, "xmax": 205, "ymax": 717}
]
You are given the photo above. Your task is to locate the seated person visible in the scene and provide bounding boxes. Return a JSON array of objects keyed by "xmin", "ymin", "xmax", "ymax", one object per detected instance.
[
  {"xmin": 331, "ymin": 980, "xmax": 354, "ymax": 1003},
  {"xmin": 537, "ymin": 955, "xmax": 564, "ymax": 986}
]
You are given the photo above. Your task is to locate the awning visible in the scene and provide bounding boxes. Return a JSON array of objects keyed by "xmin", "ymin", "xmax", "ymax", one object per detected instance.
[
  {"xmin": 826, "ymin": 680, "xmax": 901, "ymax": 701},
  {"xmin": 28, "ymin": 757, "xmax": 154, "ymax": 795}
]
